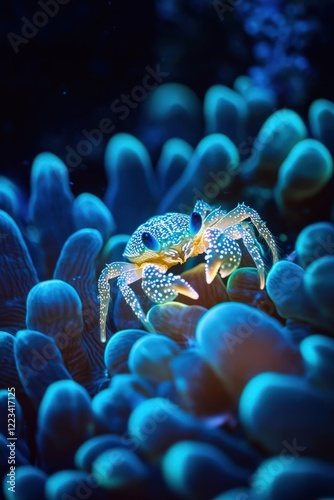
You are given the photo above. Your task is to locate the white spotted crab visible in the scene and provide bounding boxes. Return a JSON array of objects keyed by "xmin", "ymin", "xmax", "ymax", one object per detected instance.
[{"xmin": 98, "ymin": 200, "xmax": 278, "ymax": 341}]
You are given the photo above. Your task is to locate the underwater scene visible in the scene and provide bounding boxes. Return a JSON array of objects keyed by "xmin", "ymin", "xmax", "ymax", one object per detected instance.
[{"xmin": 1, "ymin": 0, "xmax": 334, "ymax": 499}]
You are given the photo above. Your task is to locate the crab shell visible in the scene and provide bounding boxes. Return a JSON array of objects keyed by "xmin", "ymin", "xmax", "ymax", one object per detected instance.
[
  {"xmin": 98, "ymin": 201, "xmax": 279, "ymax": 342},
  {"xmin": 123, "ymin": 212, "xmax": 207, "ymax": 267}
]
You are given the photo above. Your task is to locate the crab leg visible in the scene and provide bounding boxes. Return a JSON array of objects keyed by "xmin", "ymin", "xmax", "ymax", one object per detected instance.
[
  {"xmin": 215, "ymin": 203, "xmax": 279, "ymax": 263},
  {"xmin": 224, "ymin": 225, "xmax": 266, "ymax": 289},
  {"xmin": 117, "ymin": 268, "xmax": 156, "ymax": 334},
  {"xmin": 98, "ymin": 262, "xmax": 136, "ymax": 342},
  {"xmin": 141, "ymin": 263, "xmax": 199, "ymax": 304},
  {"xmin": 204, "ymin": 227, "xmax": 242, "ymax": 283},
  {"xmin": 194, "ymin": 199, "xmax": 227, "ymax": 227}
]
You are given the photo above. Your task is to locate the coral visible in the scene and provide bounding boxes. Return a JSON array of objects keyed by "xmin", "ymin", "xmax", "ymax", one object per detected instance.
[
  {"xmin": 196, "ymin": 302, "xmax": 304, "ymax": 404},
  {"xmin": 301, "ymin": 334, "xmax": 334, "ymax": 391},
  {"xmin": 1, "ymin": 76, "xmax": 334, "ymax": 500},
  {"xmin": 36, "ymin": 380, "xmax": 95, "ymax": 473},
  {"xmin": 204, "ymin": 85, "xmax": 247, "ymax": 145},
  {"xmin": 241, "ymin": 109, "xmax": 307, "ymax": 187},
  {"xmin": 0, "ymin": 211, "xmax": 38, "ymax": 334},
  {"xmin": 92, "ymin": 447, "xmax": 149, "ymax": 490},
  {"xmin": 103, "ymin": 133, "xmax": 158, "ymax": 234},
  {"xmin": 11, "ymin": 465, "xmax": 47, "ymax": 500},
  {"xmin": 169, "ymin": 348, "xmax": 232, "ymax": 416},
  {"xmin": 251, "ymin": 456, "xmax": 334, "ymax": 500},
  {"xmin": 309, "ymin": 98, "xmax": 334, "ymax": 157},
  {"xmin": 14, "ymin": 330, "xmax": 72, "ymax": 408},
  {"xmin": 0, "ymin": 177, "xmax": 21, "ymax": 221},
  {"xmin": 159, "ymin": 134, "xmax": 239, "ymax": 213},
  {"xmin": 138, "ymin": 83, "xmax": 203, "ymax": 154},
  {"xmin": 155, "ymin": 138, "xmax": 194, "ymax": 194},
  {"xmin": 274, "ymin": 139, "xmax": 333, "ymax": 219},
  {"xmin": 295, "ymin": 222, "xmax": 334, "ymax": 268},
  {"xmin": 239, "ymin": 372, "xmax": 334, "ymax": 459},
  {"xmin": 162, "ymin": 440, "xmax": 249, "ymax": 498},
  {"xmin": 28, "ymin": 153, "xmax": 76, "ymax": 278},
  {"xmin": 73, "ymin": 193, "xmax": 116, "ymax": 245},
  {"xmin": 128, "ymin": 334, "xmax": 180, "ymax": 382},
  {"xmin": 147, "ymin": 301, "xmax": 207, "ymax": 345}
]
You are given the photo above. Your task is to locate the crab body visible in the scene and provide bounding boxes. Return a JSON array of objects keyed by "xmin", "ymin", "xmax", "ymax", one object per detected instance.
[
  {"xmin": 98, "ymin": 200, "xmax": 278, "ymax": 341},
  {"xmin": 124, "ymin": 212, "xmax": 206, "ymax": 266}
]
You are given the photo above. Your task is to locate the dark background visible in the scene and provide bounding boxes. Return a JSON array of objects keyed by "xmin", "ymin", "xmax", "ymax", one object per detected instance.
[{"xmin": 1, "ymin": 0, "xmax": 334, "ymax": 198}]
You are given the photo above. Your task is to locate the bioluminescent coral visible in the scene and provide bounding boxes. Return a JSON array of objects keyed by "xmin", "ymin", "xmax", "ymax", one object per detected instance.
[
  {"xmin": 169, "ymin": 348, "xmax": 231, "ymax": 416},
  {"xmin": 241, "ymin": 108, "xmax": 308, "ymax": 187},
  {"xmin": 162, "ymin": 440, "xmax": 250, "ymax": 498},
  {"xmin": 14, "ymin": 330, "xmax": 72, "ymax": 408},
  {"xmin": 203, "ymin": 84, "xmax": 247, "ymax": 145},
  {"xmin": 29, "ymin": 153, "xmax": 76, "ymax": 278},
  {"xmin": 73, "ymin": 193, "xmax": 115, "ymax": 245},
  {"xmin": 267, "ymin": 259, "xmax": 334, "ymax": 334},
  {"xmin": 128, "ymin": 334, "xmax": 180, "ymax": 382},
  {"xmin": 300, "ymin": 334, "xmax": 334, "ymax": 391},
  {"xmin": 196, "ymin": 302, "xmax": 304, "ymax": 404},
  {"xmin": 304, "ymin": 256, "xmax": 334, "ymax": 324},
  {"xmin": 147, "ymin": 301, "xmax": 207, "ymax": 344},
  {"xmin": 12, "ymin": 465, "xmax": 47, "ymax": 500},
  {"xmin": 0, "ymin": 333, "xmax": 21, "ymax": 392},
  {"xmin": 251, "ymin": 456, "xmax": 334, "ymax": 500},
  {"xmin": 91, "ymin": 447, "xmax": 149, "ymax": 491},
  {"xmin": 239, "ymin": 372, "xmax": 334, "ymax": 459},
  {"xmin": 155, "ymin": 138, "xmax": 194, "ymax": 195},
  {"xmin": 274, "ymin": 139, "xmax": 333, "ymax": 219},
  {"xmin": 233, "ymin": 75, "xmax": 277, "ymax": 138},
  {"xmin": 103, "ymin": 133, "xmax": 158, "ymax": 234},
  {"xmin": 0, "ymin": 211, "xmax": 38, "ymax": 334},
  {"xmin": 309, "ymin": 98, "xmax": 334, "ymax": 158},
  {"xmin": 1, "ymin": 75, "xmax": 334, "ymax": 500},
  {"xmin": 127, "ymin": 397, "xmax": 262, "ymax": 467},
  {"xmin": 138, "ymin": 82, "xmax": 203, "ymax": 154},
  {"xmin": 158, "ymin": 134, "xmax": 239, "ymax": 213},
  {"xmin": 295, "ymin": 221, "xmax": 334, "ymax": 269},
  {"xmin": 98, "ymin": 199, "xmax": 278, "ymax": 342},
  {"xmin": 103, "ymin": 328, "xmax": 148, "ymax": 377},
  {"xmin": 226, "ymin": 267, "xmax": 270, "ymax": 307},
  {"xmin": 36, "ymin": 379, "xmax": 95, "ymax": 473}
]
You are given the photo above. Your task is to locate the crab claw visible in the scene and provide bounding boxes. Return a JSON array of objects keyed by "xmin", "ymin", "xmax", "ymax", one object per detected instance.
[
  {"xmin": 98, "ymin": 261, "xmax": 136, "ymax": 342},
  {"xmin": 171, "ymin": 275, "xmax": 199, "ymax": 300},
  {"xmin": 204, "ymin": 229, "xmax": 242, "ymax": 284},
  {"xmin": 142, "ymin": 264, "xmax": 199, "ymax": 303}
]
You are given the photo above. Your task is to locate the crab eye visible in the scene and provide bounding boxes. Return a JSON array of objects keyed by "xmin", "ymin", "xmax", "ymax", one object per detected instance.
[
  {"xmin": 189, "ymin": 211, "xmax": 202, "ymax": 236},
  {"xmin": 141, "ymin": 232, "xmax": 161, "ymax": 252}
]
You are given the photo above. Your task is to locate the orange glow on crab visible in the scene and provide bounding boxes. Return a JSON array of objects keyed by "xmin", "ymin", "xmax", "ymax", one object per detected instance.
[{"xmin": 98, "ymin": 200, "xmax": 279, "ymax": 342}]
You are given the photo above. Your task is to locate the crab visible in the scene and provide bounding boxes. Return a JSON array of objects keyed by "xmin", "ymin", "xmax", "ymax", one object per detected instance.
[{"xmin": 98, "ymin": 200, "xmax": 279, "ymax": 342}]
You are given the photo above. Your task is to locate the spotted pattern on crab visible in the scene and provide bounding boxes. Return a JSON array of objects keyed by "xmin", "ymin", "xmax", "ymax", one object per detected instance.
[
  {"xmin": 142, "ymin": 263, "xmax": 199, "ymax": 304},
  {"xmin": 204, "ymin": 228, "xmax": 243, "ymax": 283},
  {"xmin": 98, "ymin": 200, "xmax": 279, "ymax": 341},
  {"xmin": 123, "ymin": 214, "xmax": 191, "ymax": 262}
]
